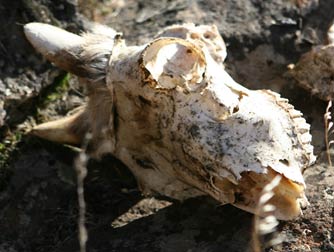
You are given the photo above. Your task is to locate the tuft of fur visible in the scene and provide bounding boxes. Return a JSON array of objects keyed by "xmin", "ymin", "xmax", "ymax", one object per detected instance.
[
  {"xmin": 77, "ymin": 24, "xmax": 124, "ymax": 156},
  {"xmin": 80, "ymin": 24, "xmax": 123, "ymax": 83}
]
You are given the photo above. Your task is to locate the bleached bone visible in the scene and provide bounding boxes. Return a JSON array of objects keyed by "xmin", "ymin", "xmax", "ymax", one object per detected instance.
[
  {"xmin": 156, "ymin": 23, "xmax": 227, "ymax": 65},
  {"xmin": 24, "ymin": 22, "xmax": 316, "ymax": 220}
]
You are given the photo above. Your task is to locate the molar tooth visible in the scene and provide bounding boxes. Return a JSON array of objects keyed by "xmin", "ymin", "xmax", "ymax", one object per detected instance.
[
  {"xmin": 299, "ymin": 133, "xmax": 312, "ymax": 144},
  {"xmin": 278, "ymin": 97, "xmax": 289, "ymax": 103},
  {"xmin": 304, "ymin": 145, "xmax": 314, "ymax": 154},
  {"xmin": 289, "ymin": 110, "xmax": 303, "ymax": 118},
  {"xmin": 293, "ymin": 117, "xmax": 307, "ymax": 126},
  {"xmin": 301, "ymin": 124, "xmax": 311, "ymax": 132}
]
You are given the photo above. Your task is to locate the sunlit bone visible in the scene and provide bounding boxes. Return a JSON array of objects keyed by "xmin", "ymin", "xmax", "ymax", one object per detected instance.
[{"xmin": 24, "ymin": 22, "xmax": 316, "ymax": 220}]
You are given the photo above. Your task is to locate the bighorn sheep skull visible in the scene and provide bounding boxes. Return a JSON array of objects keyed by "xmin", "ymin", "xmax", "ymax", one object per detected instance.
[{"xmin": 24, "ymin": 22, "xmax": 315, "ymax": 220}]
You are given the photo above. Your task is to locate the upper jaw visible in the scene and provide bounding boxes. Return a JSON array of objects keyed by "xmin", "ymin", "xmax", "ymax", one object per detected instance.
[{"xmin": 174, "ymin": 79, "xmax": 313, "ymax": 184}]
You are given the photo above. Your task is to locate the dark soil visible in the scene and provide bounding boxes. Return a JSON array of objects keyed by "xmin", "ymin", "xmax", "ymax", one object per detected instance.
[{"xmin": 0, "ymin": 0, "xmax": 334, "ymax": 251}]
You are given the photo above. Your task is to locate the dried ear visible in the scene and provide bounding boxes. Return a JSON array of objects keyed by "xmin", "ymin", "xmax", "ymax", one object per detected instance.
[
  {"xmin": 24, "ymin": 22, "xmax": 118, "ymax": 81},
  {"xmin": 31, "ymin": 107, "xmax": 90, "ymax": 145},
  {"xmin": 141, "ymin": 38, "xmax": 206, "ymax": 91}
]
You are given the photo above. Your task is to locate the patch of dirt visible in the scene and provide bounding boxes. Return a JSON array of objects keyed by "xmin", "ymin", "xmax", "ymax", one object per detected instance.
[
  {"xmin": 0, "ymin": 0, "xmax": 85, "ymax": 128},
  {"xmin": 1, "ymin": 0, "xmax": 334, "ymax": 252}
]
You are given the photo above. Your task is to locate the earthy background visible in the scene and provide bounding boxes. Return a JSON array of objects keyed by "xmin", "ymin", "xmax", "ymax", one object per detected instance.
[{"xmin": 0, "ymin": 0, "xmax": 334, "ymax": 251}]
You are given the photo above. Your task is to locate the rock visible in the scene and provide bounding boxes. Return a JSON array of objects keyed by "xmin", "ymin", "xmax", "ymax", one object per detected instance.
[{"xmin": 288, "ymin": 44, "xmax": 334, "ymax": 101}]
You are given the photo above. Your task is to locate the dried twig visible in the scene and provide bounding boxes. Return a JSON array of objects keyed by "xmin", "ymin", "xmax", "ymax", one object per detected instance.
[
  {"xmin": 324, "ymin": 100, "xmax": 334, "ymax": 167},
  {"xmin": 253, "ymin": 175, "xmax": 282, "ymax": 252},
  {"xmin": 75, "ymin": 133, "xmax": 92, "ymax": 252}
]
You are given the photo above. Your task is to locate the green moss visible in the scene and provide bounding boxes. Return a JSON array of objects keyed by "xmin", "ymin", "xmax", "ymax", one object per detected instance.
[
  {"xmin": 34, "ymin": 72, "xmax": 71, "ymax": 122},
  {"xmin": 44, "ymin": 73, "xmax": 70, "ymax": 105}
]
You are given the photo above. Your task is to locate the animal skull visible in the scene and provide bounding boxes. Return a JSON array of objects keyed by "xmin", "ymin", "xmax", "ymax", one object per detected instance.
[{"xmin": 24, "ymin": 22, "xmax": 315, "ymax": 220}]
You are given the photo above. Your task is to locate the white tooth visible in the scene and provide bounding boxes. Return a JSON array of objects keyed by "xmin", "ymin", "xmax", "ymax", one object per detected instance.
[
  {"xmin": 300, "ymin": 133, "xmax": 312, "ymax": 144},
  {"xmin": 293, "ymin": 117, "xmax": 306, "ymax": 125},
  {"xmin": 289, "ymin": 110, "xmax": 303, "ymax": 118}
]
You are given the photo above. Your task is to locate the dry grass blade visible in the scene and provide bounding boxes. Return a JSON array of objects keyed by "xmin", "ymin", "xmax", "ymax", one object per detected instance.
[
  {"xmin": 75, "ymin": 133, "xmax": 92, "ymax": 252},
  {"xmin": 324, "ymin": 100, "xmax": 333, "ymax": 167},
  {"xmin": 252, "ymin": 175, "xmax": 282, "ymax": 252}
]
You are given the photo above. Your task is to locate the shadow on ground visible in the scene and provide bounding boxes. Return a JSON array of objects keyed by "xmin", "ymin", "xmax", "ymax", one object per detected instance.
[{"xmin": 0, "ymin": 137, "xmax": 254, "ymax": 252}]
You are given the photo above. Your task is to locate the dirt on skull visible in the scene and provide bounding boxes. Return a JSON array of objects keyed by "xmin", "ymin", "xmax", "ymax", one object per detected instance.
[{"xmin": 0, "ymin": 0, "xmax": 334, "ymax": 252}]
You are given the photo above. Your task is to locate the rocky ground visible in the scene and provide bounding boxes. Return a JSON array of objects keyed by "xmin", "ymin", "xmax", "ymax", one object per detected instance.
[{"xmin": 0, "ymin": 0, "xmax": 334, "ymax": 251}]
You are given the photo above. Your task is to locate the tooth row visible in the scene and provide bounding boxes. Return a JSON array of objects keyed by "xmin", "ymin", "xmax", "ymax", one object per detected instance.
[{"xmin": 275, "ymin": 93, "xmax": 316, "ymax": 163}]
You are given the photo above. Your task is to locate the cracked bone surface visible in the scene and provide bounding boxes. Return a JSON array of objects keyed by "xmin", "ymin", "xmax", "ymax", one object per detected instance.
[{"xmin": 24, "ymin": 22, "xmax": 315, "ymax": 220}]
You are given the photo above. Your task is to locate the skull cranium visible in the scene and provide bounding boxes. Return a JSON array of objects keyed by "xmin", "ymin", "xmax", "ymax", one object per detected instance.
[{"xmin": 24, "ymin": 22, "xmax": 315, "ymax": 220}]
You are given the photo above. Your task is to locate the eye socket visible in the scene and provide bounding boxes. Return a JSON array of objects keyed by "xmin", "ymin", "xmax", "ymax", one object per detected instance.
[{"xmin": 142, "ymin": 38, "xmax": 206, "ymax": 91}]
